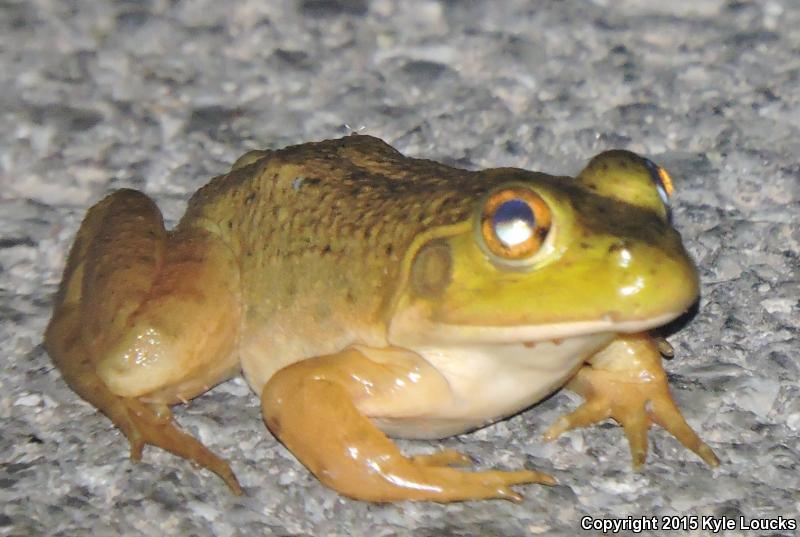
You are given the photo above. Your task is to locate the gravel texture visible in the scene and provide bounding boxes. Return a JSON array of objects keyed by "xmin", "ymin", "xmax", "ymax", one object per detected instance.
[{"xmin": 1, "ymin": 1, "xmax": 798, "ymax": 536}]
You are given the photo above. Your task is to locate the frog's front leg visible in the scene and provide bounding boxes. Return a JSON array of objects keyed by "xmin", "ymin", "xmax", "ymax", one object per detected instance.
[
  {"xmin": 45, "ymin": 189, "xmax": 243, "ymax": 493},
  {"xmin": 261, "ymin": 347, "xmax": 554, "ymax": 503},
  {"xmin": 544, "ymin": 333, "xmax": 719, "ymax": 469}
]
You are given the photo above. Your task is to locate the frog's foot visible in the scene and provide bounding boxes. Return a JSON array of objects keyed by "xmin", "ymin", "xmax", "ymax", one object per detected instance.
[
  {"xmin": 46, "ymin": 304, "xmax": 243, "ymax": 494},
  {"xmin": 114, "ymin": 398, "xmax": 243, "ymax": 494},
  {"xmin": 543, "ymin": 333, "xmax": 719, "ymax": 469},
  {"xmin": 262, "ymin": 348, "xmax": 554, "ymax": 503}
]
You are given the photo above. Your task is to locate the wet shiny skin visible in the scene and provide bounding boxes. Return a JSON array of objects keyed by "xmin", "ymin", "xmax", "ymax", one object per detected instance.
[{"xmin": 45, "ymin": 136, "xmax": 718, "ymax": 502}]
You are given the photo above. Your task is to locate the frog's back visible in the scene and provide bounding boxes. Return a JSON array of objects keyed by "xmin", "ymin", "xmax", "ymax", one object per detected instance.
[{"xmin": 180, "ymin": 136, "xmax": 492, "ymax": 390}]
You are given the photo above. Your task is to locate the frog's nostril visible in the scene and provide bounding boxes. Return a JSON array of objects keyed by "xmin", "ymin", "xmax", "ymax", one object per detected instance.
[{"xmin": 607, "ymin": 239, "xmax": 631, "ymax": 254}]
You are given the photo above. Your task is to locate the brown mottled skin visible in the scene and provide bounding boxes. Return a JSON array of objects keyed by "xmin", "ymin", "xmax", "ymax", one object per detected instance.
[{"xmin": 182, "ymin": 136, "xmax": 493, "ymax": 330}]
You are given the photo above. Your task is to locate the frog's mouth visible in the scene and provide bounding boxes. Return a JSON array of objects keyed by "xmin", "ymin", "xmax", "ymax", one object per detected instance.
[{"xmin": 388, "ymin": 307, "xmax": 682, "ymax": 346}]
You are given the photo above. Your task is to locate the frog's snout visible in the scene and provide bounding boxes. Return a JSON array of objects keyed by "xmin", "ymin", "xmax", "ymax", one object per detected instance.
[{"xmin": 603, "ymin": 237, "xmax": 699, "ymax": 317}]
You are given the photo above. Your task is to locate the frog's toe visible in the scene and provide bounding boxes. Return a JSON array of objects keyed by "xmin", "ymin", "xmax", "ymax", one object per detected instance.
[
  {"xmin": 543, "ymin": 398, "xmax": 611, "ymax": 442},
  {"xmin": 412, "ymin": 449, "xmax": 472, "ymax": 467},
  {"xmin": 650, "ymin": 398, "xmax": 720, "ymax": 467},
  {"xmin": 619, "ymin": 408, "xmax": 650, "ymax": 470},
  {"xmin": 419, "ymin": 467, "xmax": 555, "ymax": 503},
  {"xmin": 115, "ymin": 397, "xmax": 243, "ymax": 494},
  {"xmin": 470, "ymin": 468, "xmax": 556, "ymax": 503}
]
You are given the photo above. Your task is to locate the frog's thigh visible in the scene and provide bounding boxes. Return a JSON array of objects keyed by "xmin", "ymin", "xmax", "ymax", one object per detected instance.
[
  {"xmin": 92, "ymin": 227, "xmax": 241, "ymax": 403},
  {"xmin": 261, "ymin": 347, "xmax": 553, "ymax": 503},
  {"xmin": 544, "ymin": 333, "xmax": 718, "ymax": 469},
  {"xmin": 45, "ymin": 189, "xmax": 243, "ymax": 493}
]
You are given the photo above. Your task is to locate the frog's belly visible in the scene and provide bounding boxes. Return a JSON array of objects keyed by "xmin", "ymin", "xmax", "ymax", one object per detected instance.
[{"xmin": 372, "ymin": 333, "xmax": 614, "ymax": 439}]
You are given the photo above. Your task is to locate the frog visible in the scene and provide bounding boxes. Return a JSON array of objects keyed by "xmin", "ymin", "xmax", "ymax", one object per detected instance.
[{"xmin": 44, "ymin": 134, "xmax": 719, "ymax": 503}]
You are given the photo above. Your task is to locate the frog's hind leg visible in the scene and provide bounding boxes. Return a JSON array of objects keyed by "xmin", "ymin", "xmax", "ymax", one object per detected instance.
[
  {"xmin": 261, "ymin": 348, "xmax": 554, "ymax": 503},
  {"xmin": 45, "ymin": 189, "xmax": 243, "ymax": 493},
  {"xmin": 45, "ymin": 305, "xmax": 243, "ymax": 493},
  {"xmin": 543, "ymin": 333, "xmax": 719, "ymax": 469}
]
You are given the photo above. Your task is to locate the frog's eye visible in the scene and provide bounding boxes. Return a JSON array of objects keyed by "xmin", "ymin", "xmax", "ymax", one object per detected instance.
[
  {"xmin": 644, "ymin": 158, "xmax": 674, "ymax": 210},
  {"xmin": 480, "ymin": 188, "xmax": 551, "ymax": 261}
]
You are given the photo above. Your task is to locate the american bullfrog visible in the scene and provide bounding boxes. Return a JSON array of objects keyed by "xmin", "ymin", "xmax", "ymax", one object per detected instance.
[{"xmin": 45, "ymin": 135, "xmax": 718, "ymax": 502}]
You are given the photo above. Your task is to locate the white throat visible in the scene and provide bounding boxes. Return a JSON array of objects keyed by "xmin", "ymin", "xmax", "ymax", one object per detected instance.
[{"xmin": 375, "ymin": 332, "xmax": 614, "ymax": 439}]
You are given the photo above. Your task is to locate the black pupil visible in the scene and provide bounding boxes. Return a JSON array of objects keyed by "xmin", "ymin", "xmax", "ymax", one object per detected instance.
[{"xmin": 492, "ymin": 199, "xmax": 535, "ymax": 247}]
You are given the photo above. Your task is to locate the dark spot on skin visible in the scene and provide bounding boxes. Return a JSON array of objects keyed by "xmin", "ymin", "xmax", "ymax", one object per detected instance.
[
  {"xmin": 227, "ymin": 220, "xmax": 233, "ymax": 229},
  {"xmin": 345, "ymin": 290, "xmax": 356, "ymax": 304},
  {"xmin": 245, "ymin": 250, "xmax": 252, "ymax": 257},
  {"xmin": 385, "ymin": 244, "xmax": 393, "ymax": 256},
  {"xmin": 245, "ymin": 193, "xmax": 256, "ymax": 204},
  {"xmin": 579, "ymin": 242, "xmax": 591, "ymax": 249},
  {"xmin": 322, "ymin": 244, "xmax": 331, "ymax": 254},
  {"xmin": 587, "ymin": 182, "xmax": 598, "ymax": 190}
]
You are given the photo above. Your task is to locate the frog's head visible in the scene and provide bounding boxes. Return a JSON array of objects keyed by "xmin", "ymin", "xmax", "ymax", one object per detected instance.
[{"xmin": 388, "ymin": 150, "xmax": 699, "ymax": 345}]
